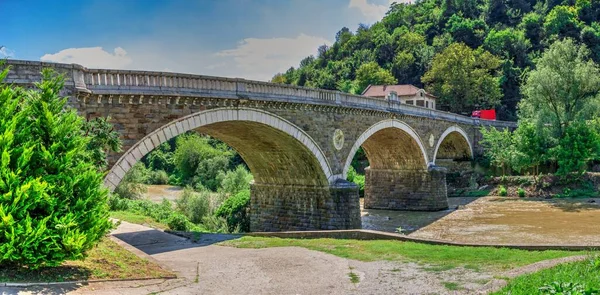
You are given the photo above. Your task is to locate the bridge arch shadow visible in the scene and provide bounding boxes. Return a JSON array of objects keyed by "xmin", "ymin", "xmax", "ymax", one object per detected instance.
[{"xmin": 105, "ymin": 107, "xmax": 360, "ymax": 232}]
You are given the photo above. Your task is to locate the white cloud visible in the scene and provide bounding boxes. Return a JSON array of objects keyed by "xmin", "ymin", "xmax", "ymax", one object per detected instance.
[
  {"xmin": 40, "ymin": 47, "xmax": 132, "ymax": 69},
  {"xmin": 349, "ymin": 0, "xmax": 411, "ymax": 22},
  {"xmin": 38, "ymin": 34, "xmax": 331, "ymax": 82},
  {"xmin": 214, "ymin": 34, "xmax": 332, "ymax": 81},
  {"xmin": 0, "ymin": 46, "xmax": 15, "ymax": 58}
]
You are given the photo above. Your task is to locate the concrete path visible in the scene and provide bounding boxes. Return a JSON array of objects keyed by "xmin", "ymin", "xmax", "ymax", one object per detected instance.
[{"xmin": 1, "ymin": 222, "xmax": 493, "ymax": 295}]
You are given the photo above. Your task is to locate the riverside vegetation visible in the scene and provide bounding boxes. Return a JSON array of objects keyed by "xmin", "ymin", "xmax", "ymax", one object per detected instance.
[{"xmin": 110, "ymin": 132, "xmax": 253, "ymax": 233}]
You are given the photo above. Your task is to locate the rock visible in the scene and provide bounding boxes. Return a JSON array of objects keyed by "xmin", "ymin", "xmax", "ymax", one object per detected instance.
[{"xmin": 478, "ymin": 185, "xmax": 489, "ymax": 191}]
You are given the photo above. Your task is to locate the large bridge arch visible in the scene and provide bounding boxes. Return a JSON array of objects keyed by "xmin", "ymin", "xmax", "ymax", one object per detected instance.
[
  {"xmin": 343, "ymin": 119, "xmax": 428, "ymax": 178},
  {"xmin": 105, "ymin": 107, "xmax": 333, "ymax": 190},
  {"xmin": 433, "ymin": 126, "xmax": 473, "ymax": 163},
  {"xmin": 104, "ymin": 108, "xmax": 360, "ymax": 232}
]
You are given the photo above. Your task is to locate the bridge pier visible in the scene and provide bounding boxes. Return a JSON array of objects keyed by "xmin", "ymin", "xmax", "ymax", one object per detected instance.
[
  {"xmin": 249, "ymin": 180, "xmax": 361, "ymax": 232},
  {"xmin": 364, "ymin": 167, "xmax": 448, "ymax": 211}
]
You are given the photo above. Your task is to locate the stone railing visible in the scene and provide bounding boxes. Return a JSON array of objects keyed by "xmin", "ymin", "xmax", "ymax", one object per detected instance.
[{"xmin": 2, "ymin": 60, "xmax": 516, "ymax": 128}]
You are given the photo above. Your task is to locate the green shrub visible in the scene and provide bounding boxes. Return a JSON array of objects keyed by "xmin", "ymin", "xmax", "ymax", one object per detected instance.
[
  {"xmin": 175, "ymin": 189, "xmax": 211, "ymax": 224},
  {"xmin": 167, "ymin": 213, "xmax": 190, "ymax": 231},
  {"xmin": 219, "ymin": 165, "xmax": 253, "ymax": 194},
  {"xmin": 517, "ymin": 187, "xmax": 526, "ymax": 198},
  {"xmin": 201, "ymin": 215, "xmax": 230, "ymax": 233},
  {"xmin": 147, "ymin": 170, "xmax": 169, "ymax": 185},
  {"xmin": 108, "ymin": 194, "xmax": 132, "ymax": 211},
  {"xmin": 346, "ymin": 166, "xmax": 365, "ymax": 196},
  {"xmin": 0, "ymin": 68, "xmax": 112, "ymax": 268},
  {"xmin": 114, "ymin": 162, "xmax": 148, "ymax": 199},
  {"xmin": 499, "ymin": 185, "xmax": 508, "ymax": 196},
  {"xmin": 168, "ymin": 174, "xmax": 182, "ymax": 186},
  {"xmin": 215, "ymin": 189, "xmax": 251, "ymax": 232}
]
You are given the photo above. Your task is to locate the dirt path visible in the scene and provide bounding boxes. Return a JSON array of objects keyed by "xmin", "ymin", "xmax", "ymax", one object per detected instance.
[{"xmin": 1, "ymin": 222, "xmax": 491, "ymax": 295}]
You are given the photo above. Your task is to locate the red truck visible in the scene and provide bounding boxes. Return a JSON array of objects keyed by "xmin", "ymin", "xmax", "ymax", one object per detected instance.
[{"xmin": 471, "ymin": 109, "xmax": 496, "ymax": 120}]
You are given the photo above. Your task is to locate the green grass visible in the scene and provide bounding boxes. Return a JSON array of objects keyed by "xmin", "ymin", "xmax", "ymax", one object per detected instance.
[
  {"xmin": 348, "ymin": 270, "xmax": 360, "ymax": 284},
  {"xmin": 0, "ymin": 238, "xmax": 174, "ymax": 282},
  {"xmin": 443, "ymin": 281, "xmax": 462, "ymax": 290},
  {"xmin": 493, "ymin": 257, "xmax": 600, "ymax": 294},
  {"xmin": 110, "ymin": 210, "xmax": 168, "ymax": 229},
  {"xmin": 221, "ymin": 237, "xmax": 589, "ymax": 271}
]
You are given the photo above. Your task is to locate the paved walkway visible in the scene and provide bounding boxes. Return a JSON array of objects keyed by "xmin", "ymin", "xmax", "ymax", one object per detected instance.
[{"xmin": 1, "ymin": 221, "xmax": 494, "ymax": 295}]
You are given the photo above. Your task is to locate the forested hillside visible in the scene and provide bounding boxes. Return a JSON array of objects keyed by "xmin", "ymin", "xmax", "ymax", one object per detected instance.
[{"xmin": 272, "ymin": 0, "xmax": 600, "ymax": 120}]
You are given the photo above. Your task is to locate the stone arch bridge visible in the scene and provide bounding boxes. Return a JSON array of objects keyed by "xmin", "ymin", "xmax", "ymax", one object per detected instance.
[{"xmin": 4, "ymin": 60, "xmax": 515, "ymax": 232}]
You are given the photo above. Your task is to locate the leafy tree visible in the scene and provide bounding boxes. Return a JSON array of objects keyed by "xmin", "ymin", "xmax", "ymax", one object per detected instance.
[
  {"xmin": 484, "ymin": 28, "xmax": 532, "ymax": 67},
  {"xmin": 82, "ymin": 117, "xmax": 121, "ymax": 171},
  {"xmin": 422, "ymin": 43, "xmax": 503, "ymax": 114},
  {"xmin": 0, "ymin": 68, "xmax": 112, "ymax": 268},
  {"xmin": 519, "ymin": 12, "xmax": 545, "ymax": 51},
  {"xmin": 114, "ymin": 162, "xmax": 148, "ymax": 199},
  {"xmin": 544, "ymin": 5, "xmax": 582, "ymax": 39},
  {"xmin": 512, "ymin": 121, "xmax": 550, "ymax": 176},
  {"xmin": 218, "ymin": 165, "xmax": 253, "ymax": 195},
  {"xmin": 480, "ymin": 127, "xmax": 516, "ymax": 175},
  {"xmin": 446, "ymin": 14, "xmax": 489, "ymax": 48},
  {"xmin": 520, "ymin": 38, "xmax": 600, "ymax": 137},
  {"xmin": 172, "ymin": 133, "xmax": 232, "ymax": 187},
  {"xmin": 554, "ymin": 121, "xmax": 600, "ymax": 176},
  {"xmin": 355, "ymin": 62, "xmax": 397, "ymax": 94}
]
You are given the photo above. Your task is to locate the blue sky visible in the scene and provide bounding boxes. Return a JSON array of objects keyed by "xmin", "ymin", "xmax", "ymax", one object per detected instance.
[{"xmin": 2, "ymin": 0, "xmax": 398, "ymax": 81}]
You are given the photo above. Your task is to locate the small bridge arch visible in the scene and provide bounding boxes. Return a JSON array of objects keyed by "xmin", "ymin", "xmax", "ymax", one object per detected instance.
[
  {"xmin": 433, "ymin": 125, "xmax": 474, "ymax": 164},
  {"xmin": 343, "ymin": 119, "xmax": 428, "ymax": 178}
]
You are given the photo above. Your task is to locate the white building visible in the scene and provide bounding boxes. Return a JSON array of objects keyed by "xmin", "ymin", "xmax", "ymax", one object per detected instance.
[{"xmin": 362, "ymin": 84, "xmax": 437, "ymax": 110}]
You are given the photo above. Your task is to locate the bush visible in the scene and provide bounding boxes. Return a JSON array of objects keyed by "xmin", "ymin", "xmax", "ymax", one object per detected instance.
[
  {"xmin": 114, "ymin": 162, "xmax": 148, "ymax": 199},
  {"xmin": 517, "ymin": 187, "xmax": 526, "ymax": 198},
  {"xmin": 219, "ymin": 165, "xmax": 253, "ymax": 194},
  {"xmin": 215, "ymin": 189, "xmax": 251, "ymax": 232},
  {"xmin": 346, "ymin": 166, "xmax": 365, "ymax": 196},
  {"xmin": 167, "ymin": 213, "xmax": 190, "ymax": 231},
  {"xmin": 499, "ymin": 185, "xmax": 508, "ymax": 196},
  {"xmin": 175, "ymin": 189, "xmax": 211, "ymax": 224},
  {"xmin": 201, "ymin": 215, "xmax": 230, "ymax": 233},
  {"xmin": 0, "ymin": 68, "xmax": 112, "ymax": 268},
  {"xmin": 147, "ymin": 170, "xmax": 169, "ymax": 185},
  {"xmin": 108, "ymin": 194, "xmax": 132, "ymax": 211}
]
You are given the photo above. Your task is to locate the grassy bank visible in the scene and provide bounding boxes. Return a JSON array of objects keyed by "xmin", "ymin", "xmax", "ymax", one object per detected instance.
[
  {"xmin": 221, "ymin": 237, "xmax": 590, "ymax": 271},
  {"xmin": 0, "ymin": 238, "xmax": 174, "ymax": 283},
  {"xmin": 493, "ymin": 257, "xmax": 600, "ymax": 294}
]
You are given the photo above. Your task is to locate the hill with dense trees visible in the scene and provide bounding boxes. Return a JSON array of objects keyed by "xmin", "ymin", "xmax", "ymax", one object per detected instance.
[{"xmin": 272, "ymin": 0, "xmax": 600, "ymax": 120}]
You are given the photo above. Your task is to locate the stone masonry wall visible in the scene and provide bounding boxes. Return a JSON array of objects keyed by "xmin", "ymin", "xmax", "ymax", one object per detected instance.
[
  {"xmin": 364, "ymin": 168, "xmax": 448, "ymax": 211},
  {"xmin": 250, "ymin": 180, "xmax": 361, "ymax": 232}
]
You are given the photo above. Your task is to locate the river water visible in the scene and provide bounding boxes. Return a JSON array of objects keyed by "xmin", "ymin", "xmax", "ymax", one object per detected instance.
[{"xmin": 143, "ymin": 185, "xmax": 600, "ymax": 245}]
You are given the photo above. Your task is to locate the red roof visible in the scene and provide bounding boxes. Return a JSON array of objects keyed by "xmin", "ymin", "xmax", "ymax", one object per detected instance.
[{"xmin": 362, "ymin": 84, "xmax": 435, "ymax": 98}]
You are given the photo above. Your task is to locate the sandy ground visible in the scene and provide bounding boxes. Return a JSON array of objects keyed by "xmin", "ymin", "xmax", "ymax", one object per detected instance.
[
  {"xmin": 409, "ymin": 196, "xmax": 600, "ymax": 245},
  {"xmin": 1, "ymin": 222, "xmax": 494, "ymax": 295},
  {"xmin": 144, "ymin": 185, "xmax": 183, "ymax": 203}
]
